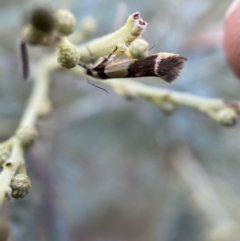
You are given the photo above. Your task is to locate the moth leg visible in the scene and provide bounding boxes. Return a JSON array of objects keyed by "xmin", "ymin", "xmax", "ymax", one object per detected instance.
[
  {"xmin": 86, "ymin": 46, "xmax": 95, "ymax": 64},
  {"xmin": 96, "ymin": 46, "xmax": 118, "ymax": 67}
]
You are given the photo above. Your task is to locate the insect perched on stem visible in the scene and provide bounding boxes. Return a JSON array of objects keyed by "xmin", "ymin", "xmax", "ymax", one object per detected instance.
[{"xmin": 79, "ymin": 47, "xmax": 187, "ymax": 83}]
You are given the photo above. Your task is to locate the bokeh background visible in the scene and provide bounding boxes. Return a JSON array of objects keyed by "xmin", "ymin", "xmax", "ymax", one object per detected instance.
[{"xmin": 1, "ymin": 0, "xmax": 240, "ymax": 240}]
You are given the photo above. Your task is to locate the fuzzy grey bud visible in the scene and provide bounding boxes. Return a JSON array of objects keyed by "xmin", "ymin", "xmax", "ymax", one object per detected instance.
[
  {"xmin": 10, "ymin": 174, "xmax": 31, "ymax": 199},
  {"xmin": 58, "ymin": 45, "xmax": 80, "ymax": 68}
]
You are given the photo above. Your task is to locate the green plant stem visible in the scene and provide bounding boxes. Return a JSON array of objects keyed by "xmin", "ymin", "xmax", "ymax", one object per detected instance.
[
  {"xmin": 0, "ymin": 56, "xmax": 57, "ymax": 207},
  {"xmin": 102, "ymin": 78, "xmax": 240, "ymax": 112},
  {"xmin": 71, "ymin": 66, "xmax": 240, "ymax": 122},
  {"xmin": 19, "ymin": 60, "xmax": 53, "ymax": 128},
  {"xmin": 0, "ymin": 139, "xmax": 23, "ymax": 207},
  {"xmin": 77, "ymin": 12, "xmax": 147, "ymax": 62}
]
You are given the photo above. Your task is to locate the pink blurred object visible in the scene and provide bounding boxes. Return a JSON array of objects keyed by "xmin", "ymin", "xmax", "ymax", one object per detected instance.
[
  {"xmin": 184, "ymin": 29, "xmax": 222, "ymax": 52},
  {"xmin": 223, "ymin": 0, "xmax": 240, "ymax": 79}
]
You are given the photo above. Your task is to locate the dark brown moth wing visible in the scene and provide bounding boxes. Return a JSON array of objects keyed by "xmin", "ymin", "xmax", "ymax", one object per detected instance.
[{"xmin": 127, "ymin": 53, "xmax": 187, "ymax": 82}]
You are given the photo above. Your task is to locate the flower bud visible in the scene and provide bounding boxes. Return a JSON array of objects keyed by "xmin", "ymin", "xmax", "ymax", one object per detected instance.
[
  {"xmin": 22, "ymin": 24, "xmax": 47, "ymax": 46},
  {"xmin": 30, "ymin": 6, "xmax": 55, "ymax": 33},
  {"xmin": 217, "ymin": 108, "xmax": 237, "ymax": 126},
  {"xmin": 158, "ymin": 101, "xmax": 177, "ymax": 115},
  {"xmin": 55, "ymin": 9, "xmax": 76, "ymax": 35},
  {"xmin": 129, "ymin": 38, "xmax": 149, "ymax": 59},
  {"xmin": 57, "ymin": 45, "xmax": 80, "ymax": 69},
  {"xmin": 10, "ymin": 174, "xmax": 31, "ymax": 199},
  {"xmin": 16, "ymin": 127, "xmax": 38, "ymax": 148}
]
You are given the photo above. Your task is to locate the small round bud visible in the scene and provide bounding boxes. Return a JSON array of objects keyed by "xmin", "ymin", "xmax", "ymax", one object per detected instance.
[
  {"xmin": 58, "ymin": 45, "xmax": 80, "ymax": 69},
  {"xmin": 129, "ymin": 39, "xmax": 149, "ymax": 59},
  {"xmin": 30, "ymin": 6, "xmax": 55, "ymax": 33},
  {"xmin": 55, "ymin": 10, "xmax": 76, "ymax": 35},
  {"xmin": 0, "ymin": 146, "xmax": 10, "ymax": 166},
  {"xmin": 217, "ymin": 108, "xmax": 237, "ymax": 126},
  {"xmin": 10, "ymin": 174, "xmax": 31, "ymax": 199},
  {"xmin": 16, "ymin": 127, "xmax": 38, "ymax": 148},
  {"xmin": 23, "ymin": 24, "xmax": 47, "ymax": 46},
  {"xmin": 158, "ymin": 101, "xmax": 177, "ymax": 115},
  {"xmin": 80, "ymin": 17, "xmax": 97, "ymax": 35}
]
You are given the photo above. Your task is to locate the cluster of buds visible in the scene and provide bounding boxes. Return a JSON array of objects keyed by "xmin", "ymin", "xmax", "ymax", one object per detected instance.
[{"xmin": 22, "ymin": 6, "xmax": 77, "ymax": 46}]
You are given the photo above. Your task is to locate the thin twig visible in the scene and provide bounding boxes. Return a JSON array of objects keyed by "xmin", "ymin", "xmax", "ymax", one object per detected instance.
[{"xmin": 0, "ymin": 58, "xmax": 57, "ymax": 207}]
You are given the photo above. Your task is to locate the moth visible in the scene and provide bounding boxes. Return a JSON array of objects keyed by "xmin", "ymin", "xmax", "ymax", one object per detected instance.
[{"xmin": 79, "ymin": 49, "xmax": 187, "ymax": 83}]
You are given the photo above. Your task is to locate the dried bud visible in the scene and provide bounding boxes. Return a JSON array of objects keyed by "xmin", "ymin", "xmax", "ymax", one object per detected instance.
[
  {"xmin": 0, "ymin": 146, "xmax": 10, "ymax": 166},
  {"xmin": 10, "ymin": 174, "xmax": 31, "ymax": 199},
  {"xmin": 128, "ymin": 39, "xmax": 149, "ymax": 59},
  {"xmin": 16, "ymin": 127, "xmax": 38, "ymax": 148},
  {"xmin": 55, "ymin": 9, "xmax": 76, "ymax": 35},
  {"xmin": 58, "ymin": 45, "xmax": 80, "ymax": 68},
  {"xmin": 130, "ymin": 12, "xmax": 147, "ymax": 39},
  {"xmin": 217, "ymin": 108, "xmax": 237, "ymax": 126},
  {"xmin": 29, "ymin": 6, "xmax": 55, "ymax": 33}
]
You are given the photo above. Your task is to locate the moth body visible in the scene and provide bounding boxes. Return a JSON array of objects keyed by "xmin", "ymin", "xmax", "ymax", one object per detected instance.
[{"xmin": 81, "ymin": 52, "xmax": 187, "ymax": 83}]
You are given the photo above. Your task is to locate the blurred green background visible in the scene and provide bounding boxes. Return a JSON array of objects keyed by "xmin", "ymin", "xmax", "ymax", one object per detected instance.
[{"xmin": 1, "ymin": 0, "xmax": 240, "ymax": 240}]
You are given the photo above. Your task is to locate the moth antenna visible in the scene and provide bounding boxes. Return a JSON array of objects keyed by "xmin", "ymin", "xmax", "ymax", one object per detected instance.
[
  {"xmin": 101, "ymin": 46, "xmax": 118, "ymax": 64},
  {"xmin": 148, "ymin": 44, "xmax": 155, "ymax": 51},
  {"xmin": 80, "ymin": 67, "xmax": 108, "ymax": 93},
  {"xmin": 86, "ymin": 46, "xmax": 118, "ymax": 64},
  {"xmin": 107, "ymin": 46, "xmax": 118, "ymax": 59},
  {"xmin": 109, "ymin": 46, "xmax": 118, "ymax": 56},
  {"xmin": 78, "ymin": 62, "xmax": 91, "ymax": 71},
  {"xmin": 87, "ymin": 80, "xmax": 108, "ymax": 94}
]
